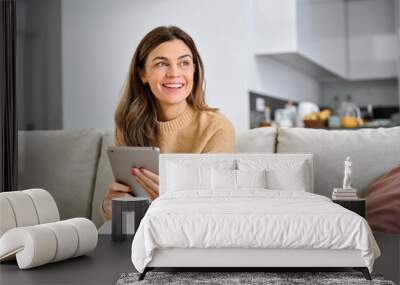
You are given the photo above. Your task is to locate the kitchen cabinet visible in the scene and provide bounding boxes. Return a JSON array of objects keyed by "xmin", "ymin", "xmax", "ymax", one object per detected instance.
[
  {"xmin": 347, "ymin": 0, "xmax": 398, "ymax": 80},
  {"xmin": 254, "ymin": 0, "xmax": 347, "ymax": 78},
  {"xmin": 254, "ymin": 0, "xmax": 398, "ymax": 81},
  {"xmin": 297, "ymin": 0, "xmax": 347, "ymax": 77}
]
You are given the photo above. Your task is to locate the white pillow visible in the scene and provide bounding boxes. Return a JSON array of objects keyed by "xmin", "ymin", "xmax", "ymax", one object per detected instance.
[
  {"xmin": 167, "ymin": 163, "xmax": 212, "ymax": 191},
  {"xmin": 266, "ymin": 161, "xmax": 306, "ymax": 191},
  {"xmin": 236, "ymin": 169, "xmax": 267, "ymax": 188},
  {"xmin": 212, "ymin": 168, "xmax": 236, "ymax": 190},
  {"xmin": 237, "ymin": 159, "xmax": 307, "ymax": 191},
  {"xmin": 211, "ymin": 169, "xmax": 268, "ymax": 190}
]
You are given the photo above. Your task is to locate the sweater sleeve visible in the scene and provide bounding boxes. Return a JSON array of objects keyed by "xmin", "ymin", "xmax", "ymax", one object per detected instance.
[{"xmin": 202, "ymin": 119, "xmax": 235, "ymax": 153}]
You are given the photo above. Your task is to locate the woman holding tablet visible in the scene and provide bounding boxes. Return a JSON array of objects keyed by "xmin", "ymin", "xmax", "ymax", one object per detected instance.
[{"xmin": 101, "ymin": 26, "xmax": 235, "ymax": 220}]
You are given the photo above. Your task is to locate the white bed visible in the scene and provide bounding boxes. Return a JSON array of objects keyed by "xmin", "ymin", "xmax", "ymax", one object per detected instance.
[{"xmin": 131, "ymin": 154, "xmax": 380, "ymax": 280}]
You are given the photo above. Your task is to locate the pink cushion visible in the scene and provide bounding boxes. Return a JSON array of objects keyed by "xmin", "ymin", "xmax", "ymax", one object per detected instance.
[{"xmin": 366, "ymin": 165, "xmax": 400, "ymax": 234}]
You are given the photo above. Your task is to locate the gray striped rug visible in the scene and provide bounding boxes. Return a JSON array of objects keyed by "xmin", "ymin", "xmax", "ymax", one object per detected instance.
[{"xmin": 116, "ymin": 271, "xmax": 395, "ymax": 285}]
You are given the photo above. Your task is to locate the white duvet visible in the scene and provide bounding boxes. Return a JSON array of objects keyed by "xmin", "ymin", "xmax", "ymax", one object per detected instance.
[{"xmin": 131, "ymin": 190, "xmax": 380, "ymax": 273}]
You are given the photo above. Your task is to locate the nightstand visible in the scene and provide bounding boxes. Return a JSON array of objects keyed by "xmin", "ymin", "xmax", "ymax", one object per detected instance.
[
  {"xmin": 112, "ymin": 197, "xmax": 150, "ymax": 242},
  {"xmin": 332, "ymin": 198, "xmax": 366, "ymax": 218}
]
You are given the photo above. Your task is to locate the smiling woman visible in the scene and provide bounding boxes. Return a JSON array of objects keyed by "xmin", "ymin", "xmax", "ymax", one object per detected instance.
[
  {"xmin": 101, "ymin": 26, "xmax": 235, "ymax": 220},
  {"xmin": 139, "ymin": 40, "xmax": 195, "ymax": 120}
]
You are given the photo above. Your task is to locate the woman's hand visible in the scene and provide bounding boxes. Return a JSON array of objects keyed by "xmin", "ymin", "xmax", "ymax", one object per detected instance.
[
  {"xmin": 131, "ymin": 167, "xmax": 159, "ymax": 201},
  {"xmin": 102, "ymin": 182, "xmax": 133, "ymax": 219}
]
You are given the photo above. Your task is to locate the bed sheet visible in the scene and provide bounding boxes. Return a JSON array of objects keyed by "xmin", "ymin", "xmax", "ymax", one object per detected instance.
[{"xmin": 131, "ymin": 190, "xmax": 380, "ymax": 273}]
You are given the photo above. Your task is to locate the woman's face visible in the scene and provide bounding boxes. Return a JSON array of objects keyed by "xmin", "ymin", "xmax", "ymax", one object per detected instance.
[{"xmin": 140, "ymin": 39, "xmax": 195, "ymax": 109}]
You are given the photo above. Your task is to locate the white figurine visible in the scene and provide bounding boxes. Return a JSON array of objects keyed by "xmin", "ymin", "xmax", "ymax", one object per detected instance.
[{"xmin": 342, "ymin": 156, "xmax": 352, "ymax": 190}]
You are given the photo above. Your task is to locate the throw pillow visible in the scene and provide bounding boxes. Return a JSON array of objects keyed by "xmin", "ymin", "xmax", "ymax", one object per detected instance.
[{"xmin": 366, "ymin": 165, "xmax": 400, "ymax": 234}]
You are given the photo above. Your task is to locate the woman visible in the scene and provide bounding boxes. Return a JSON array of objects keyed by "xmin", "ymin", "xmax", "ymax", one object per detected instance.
[{"xmin": 101, "ymin": 26, "xmax": 235, "ymax": 220}]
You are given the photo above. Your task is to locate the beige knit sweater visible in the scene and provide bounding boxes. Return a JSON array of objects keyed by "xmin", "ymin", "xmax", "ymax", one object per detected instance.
[
  {"xmin": 101, "ymin": 106, "xmax": 235, "ymax": 220},
  {"xmin": 116, "ymin": 106, "xmax": 235, "ymax": 153}
]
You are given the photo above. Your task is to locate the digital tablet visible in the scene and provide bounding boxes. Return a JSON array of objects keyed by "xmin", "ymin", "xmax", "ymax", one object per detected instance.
[{"xmin": 107, "ymin": 146, "xmax": 160, "ymax": 198}]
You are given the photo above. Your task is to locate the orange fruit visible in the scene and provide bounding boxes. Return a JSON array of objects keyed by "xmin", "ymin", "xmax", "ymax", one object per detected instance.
[{"xmin": 341, "ymin": 116, "xmax": 358, "ymax": 128}]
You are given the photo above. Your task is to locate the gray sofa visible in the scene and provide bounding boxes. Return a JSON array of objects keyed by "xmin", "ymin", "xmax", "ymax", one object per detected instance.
[
  {"xmin": 18, "ymin": 126, "xmax": 400, "ymax": 228},
  {"xmin": 17, "ymin": 126, "xmax": 400, "ymax": 282}
]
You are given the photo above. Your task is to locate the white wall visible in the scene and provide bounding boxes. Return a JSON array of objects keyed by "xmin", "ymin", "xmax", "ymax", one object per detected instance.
[
  {"xmin": 61, "ymin": 0, "xmax": 251, "ymax": 133},
  {"xmin": 61, "ymin": 0, "xmax": 323, "ymax": 133}
]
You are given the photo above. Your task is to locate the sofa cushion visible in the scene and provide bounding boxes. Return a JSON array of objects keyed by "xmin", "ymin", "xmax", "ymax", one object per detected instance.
[
  {"xmin": 277, "ymin": 127, "xmax": 400, "ymax": 198},
  {"xmin": 235, "ymin": 127, "xmax": 276, "ymax": 153},
  {"xmin": 91, "ymin": 131, "xmax": 115, "ymax": 227},
  {"xmin": 18, "ymin": 129, "xmax": 102, "ymax": 220}
]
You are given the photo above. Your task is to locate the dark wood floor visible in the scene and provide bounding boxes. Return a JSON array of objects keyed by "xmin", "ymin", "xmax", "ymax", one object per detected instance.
[
  {"xmin": 0, "ymin": 235, "xmax": 134, "ymax": 285},
  {"xmin": 1, "ymin": 233, "xmax": 398, "ymax": 284}
]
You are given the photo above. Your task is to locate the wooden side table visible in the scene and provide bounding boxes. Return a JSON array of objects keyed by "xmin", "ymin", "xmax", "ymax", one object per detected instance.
[
  {"xmin": 112, "ymin": 197, "xmax": 150, "ymax": 242},
  {"xmin": 332, "ymin": 198, "xmax": 366, "ymax": 218}
]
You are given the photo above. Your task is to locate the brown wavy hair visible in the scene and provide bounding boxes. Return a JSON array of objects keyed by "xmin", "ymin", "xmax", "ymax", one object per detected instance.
[{"xmin": 115, "ymin": 26, "xmax": 215, "ymax": 147}]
